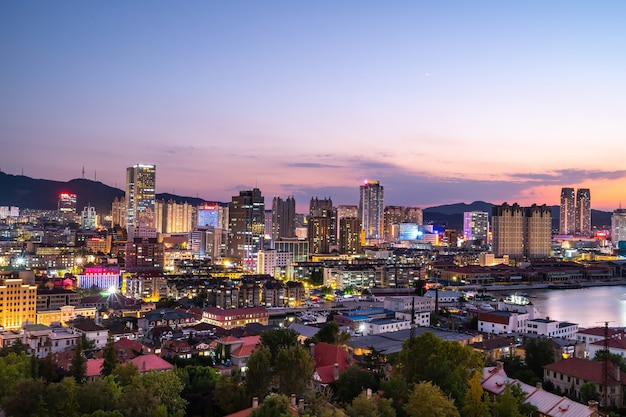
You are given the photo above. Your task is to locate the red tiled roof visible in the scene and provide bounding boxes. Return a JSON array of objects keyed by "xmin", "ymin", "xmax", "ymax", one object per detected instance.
[
  {"xmin": 478, "ymin": 312, "xmax": 512, "ymax": 325},
  {"xmin": 544, "ymin": 357, "xmax": 623, "ymax": 385},
  {"xmin": 231, "ymin": 344, "xmax": 257, "ymax": 357},
  {"xmin": 86, "ymin": 358, "xmax": 104, "ymax": 377},
  {"xmin": 130, "ymin": 354, "xmax": 174, "ymax": 373},
  {"xmin": 313, "ymin": 343, "xmax": 350, "ymax": 383}
]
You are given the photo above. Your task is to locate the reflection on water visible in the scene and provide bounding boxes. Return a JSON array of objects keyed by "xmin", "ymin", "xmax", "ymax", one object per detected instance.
[{"xmin": 519, "ymin": 286, "xmax": 626, "ymax": 328}]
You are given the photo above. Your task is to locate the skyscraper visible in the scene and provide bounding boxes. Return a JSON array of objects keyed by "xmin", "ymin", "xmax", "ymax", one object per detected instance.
[
  {"xmin": 575, "ymin": 188, "xmax": 591, "ymax": 236},
  {"xmin": 271, "ymin": 196, "xmax": 296, "ymax": 240},
  {"xmin": 228, "ymin": 188, "xmax": 265, "ymax": 268},
  {"xmin": 359, "ymin": 180, "xmax": 384, "ymax": 244},
  {"xmin": 339, "ymin": 217, "xmax": 361, "ymax": 254},
  {"xmin": 58, "ymin": 192, "xmax": 77, "ymax": 221},
  {"xmin": 308, "ymin": 197, "xmax": 336, "ymax": 253},
  {"xmin": 524, "ymin": 204, "xmax": 552, "ymax": 259},
  {"xmin": 559, "ymin": 187, "xmax": 576, "ymax": 235},
  {"xmin": 126, "ymin": 164, "xmax": 156, "ymax": 228},
  {"xmin": 611, "ymin": 208, "xmax": 626, "ymax": 248},
  {"xmin": 463, "ymin": 211, "xmax": 489, "ymax": 243}
]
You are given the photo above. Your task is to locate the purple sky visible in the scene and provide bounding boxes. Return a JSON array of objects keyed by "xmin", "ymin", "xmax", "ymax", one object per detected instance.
[{"xmin": 2, "ymin": 1, "xmax": 626, "ymax": 212}]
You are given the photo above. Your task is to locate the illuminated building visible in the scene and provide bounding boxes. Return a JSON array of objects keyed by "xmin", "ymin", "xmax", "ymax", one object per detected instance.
[
  {"xmin": 339, "ymin": 217, "xmax": 361, "ymax": 254},
  {"xmin": 384, "ymin": 206, "xmax": 423, "ymax": 241},
  {"xmin": 227, "ymin": 188, "xmax": 265, "ymax": 269},
  {"xmin": 124, "ymin": 269, "xmax": 167, "ymax": 301},
  {"xmin": 58, "ymin": 192, "xmax": 77, "ymax": 221},
  {"xmin": 271, "ymin": 196, "xmax": 296, "ymax": 240},
  {"xmin": 125, "ymin": 236, "xmax": 164, "ymax": 270},
  {"xmin": 463, "ymin": 211, "xmax": 489, "ymax": 243},
  {"xmin": 77, "ymin": 265, "xmax": 120, "ymax": 289},
  {"xmin": 111, "ymin": 196, "xmax": 127, "ymax": 228},
  {"xmin": 201, "ymin": 306, "xmax": 268, "ymax": 330},
  {"xmin": 197, "ymin": 203, "xmax": 220, "ymax": 228},
  {"xmin": 154, "ymin": 199, "xmax": 193, "ymax": 233},
  {"xmin": 0, "ymin": 206, "xmax": 19, "ymax": 220},
  {"xmin": 274, "ymin": 238, "xmax": 309, "ymax": 263},
  {"xmin": 80, "ymin": 204, "xmax": 97, "ymax": 229},
  {"xmin": 611, "ymin": 209, "xmax": 626, "ymax": 248},
  {"xmin": 359, "ymin": 180, "xmax": 384, "ymax": 244},
  {"xmin": 337, "ymin": 204, "xmax": 358, "ymax": 240},
  {"xmin": 126, "ymin": 164, "xmax": 156, "ymax": 228},
  {"xmin": 575, "ymin": 188, "xmax": 591, "ymax": 236},
  {"xmin": 0, "ymin": 277, "xmax": 37, "ymax": 330},
  {"xmin": 560, "ymin": 188, "xmax": 576, "ymax": 235},
  {"xmin": 256, "ymin": 250, "xmax": 291, "ymax": 275},
  {"xmin": 492, "ymin": 203, "xmax": 551, "ymax": 259}
]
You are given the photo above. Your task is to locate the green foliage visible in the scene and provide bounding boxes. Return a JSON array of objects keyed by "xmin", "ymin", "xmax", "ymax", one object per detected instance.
[
  {"xmin": 404, "ymin": 381, "xmax": 460, "ymax": 417},
  {"xmin": 44, "ymin": 377, "xmax": 80, "ymax": 417},
  {"xmin": 246, "ymin": 346, "xmax": 273, "ymax": 399},
  {"xmin": 380, "ymin": 376, "xmax": 409, "ymax": 417},
  {"xmin": 77, "ymin": 376, "xmax": 122, "ymax": 415},
  {"xmin": 524, "ymin": 338, "xmax": 554, "ymax": 379},
  {"xmin": 397, "ymin": 332, "xmax": 484, "ymax": 410},
  {"xmin": 312, "ymin": 321, "xmax": 340, "ymax": 344},
  {"xmin": 251, "ymin": 394, "xmax": 293, "ymax": 417},
  {"xmin": 81, "ymin": 333, "xmax": 97, "ymax": 351},
  {"xmin": 118, "ymin": 370, "xmax": 187, "ymax": 417},
  {"xmin": 275, "ymin": 344, "xmax": 315, "ymax": 396},
  {"xmin": 489, "ymin": 385, "xmax": 523, "ymax": 417},
  {"xmin": 259, "ymin": 328, "xmax": 299, "ymax": 365},
  {"xmin": 580, "ymin": 381, "xmax": 600, "ymax": 404},
  {"xmin": 346, "ymin": 390, "xmax": 396, "ymax": 417},
  {"xmin": 40, "ymin": 353, "xmax": 59, "ymax": 383},
  {"xmin": 0, "ymin": 351, "xmax": 34, "ymax": 402},
  {"xmin": 1, "ymin": 378, "xmax": 48, "ymax": 417},
  {"xmin": 101, "ymin": 336, "xmax": 118, "ymax": 376},
  {"xmin": 593, "ymin": 350, "xmax": 626, "ymax": 372},
  {"xmin": 461, "ymin": 372, "xmax": 489, "ymax": 417},
  {"xmin": 70, "ymin": 337, "xmax": 87, "ymax": 384},
  {"xmin": 333, "ymin": 365, "xmax": 379, "ymax": 404},
  {"xmin": 361, "ymin": 346, "xmax": 387, "ymax": 378},
  {"xmin": 175, "ymin": 365, "xmax": 219, "ymax": 417},
  {"xmin": 214, "ymin": 373, "xmax": 248, "ymax": 415},
  {"xmin": 111, "ymin": 362, "xmax": 139, "ymax": 386},
  {"xmin": 0, "ymin": 339, "xmax": 28, "ymax": 357}
]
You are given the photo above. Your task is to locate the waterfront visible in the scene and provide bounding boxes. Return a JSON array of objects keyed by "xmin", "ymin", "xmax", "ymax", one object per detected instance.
[{"xmin": 499, "ymin": 285, "xmax": 626, "ymax": 328}]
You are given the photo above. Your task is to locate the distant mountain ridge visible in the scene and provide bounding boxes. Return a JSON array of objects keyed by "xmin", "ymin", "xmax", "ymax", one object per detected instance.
[{"xmin": 0, "ymin": 173, "xmax": 613, "ymax": 228}]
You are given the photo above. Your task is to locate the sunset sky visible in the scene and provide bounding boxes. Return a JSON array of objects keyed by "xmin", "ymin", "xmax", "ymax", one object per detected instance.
[{"xmin": 2, "ymin": 1, "xmax": 626, "ymax": 212}]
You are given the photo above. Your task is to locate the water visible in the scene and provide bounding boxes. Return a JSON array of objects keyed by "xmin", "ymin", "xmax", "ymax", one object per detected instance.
[{"xmin": 507, "ymin": 285, "xmax": 626, "ymax": 328}]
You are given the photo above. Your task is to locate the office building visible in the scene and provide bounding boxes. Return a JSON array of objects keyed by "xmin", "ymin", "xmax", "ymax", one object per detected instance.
[
  {"xmin": 359, "ymin": 180, "xmax": 384, "ymax": 244},
  {"xmin": 384, "ymin": 206, "xmax": 424, "ymax": 241},
  {"xmin": 337, "ymin": 204, "xmax": 358, "ymax": 241},
  {"xmin": 81, "ymin": 205, "xmax": 97, "ymax": 230},
  {"xmin": 126, "ymin": 164, "xmax": 156, "ymax": 228},
  {"xmin": 0, "ymin": 277, "xmax": 37, "ymax": 330},
  {"xmin": 560, "ymin": 188, "xmax": 576, "ymax": 235},
  {"xmin": 227, "ymin": 188, "xmax": 265, "ymax": 269},
  {"xmin": 274, "ymin": 238, "xmax": 309, "ymax": 263},
  {"xmin": 154, "ymin": 199, "xmax": 193, "ymax": 233},
  {"xmin": 463, "ymin": 211, "xmax": 489, "ymax": 243},
  {"xmin": 271, "ymin": 196, "xmax": 296, "ymax": 240},
  {"xmin": 492, "ymin": 203, "xmax": 551, "ymax": 259},
  {"xmin": 308, "ymin": 197, "xmax": 336, "ymax": 254},
  {"xmin": 58, "ymin": 192, "xmax": 77, "ymax": 221},
  {"xmin": 575, "ymin": 188, "xmax": 591, "ymax": 236},
  {"xmin": 111, "ymin": 196, "xmax": 127, "ymax": 228}
]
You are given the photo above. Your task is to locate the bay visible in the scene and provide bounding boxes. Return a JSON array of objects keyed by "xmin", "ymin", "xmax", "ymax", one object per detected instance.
[{"xmin": 507, "ymin": 285, "xmax": 626, "ymax": 329}]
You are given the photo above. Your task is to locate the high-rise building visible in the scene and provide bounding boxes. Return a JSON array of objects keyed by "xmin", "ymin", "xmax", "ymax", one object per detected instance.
[
  {"xmin": 0, "ymin": 277, "xmax": 37, "ymax": 330},
  {"xmin": 611, "ymin": 208, "xmax": 626, "ymax": 248},
  {"xmin": 492, "ymin": 203, "xmax": 551, "ymax": 259},
  {"xmin": 337, "ymin": 205, "xmax": 358, "ymax": 241},
  {"xmin": 524, "ymin": 204, "xmax": 552, "ymax": 259},
  {"xmin": 383, "ymin": 206, "xmax": 423, "ymax": 241},
  {"xmin": 308, "ymin": 197, "xmax": 336, "ymax": 253},
  {"xmin": 559, "ymin": 188, "xmax": 576, "ymax": 235},
  {"xmin": 575, "ymin": 188, "xmax": 591, "ymax": 236},
  {"xmin": 111, "ymin": 196, "xmax": 127, "ymax": 228},
  {"xmin": 463, "ymin": 211, "xmax": 489, "ymax": 243},
  {"xmin": 339, "ymin": 217, "xmax": 361, "ymax": 254},
  {"xmin": 227, "ymin": 188, "xmax": 265, "ymax": 269},
  {"xmin": 80, "ymin": 205, "xmax": 97, "ymax": 230},
  {"xmin": 197, "ymin": 203, "xmax": 220, "ymax": 228},
  {"xmin": 271, "ymin": 196, "xmax": 296, "ymax": 240},
  {"xmin": 154, "ymin": 199, "xmax": 193, "ymax": 233},
  {"xmin": 126, "ymin": 164, "xmax": 156, "ymax": 229},
  {"xmin": 359, "ymin": 180, "xmax": 384, "ymax": 244},
  {"xmin": 58, "ymin": 192, "xmax": 77, "ymax": 221}
]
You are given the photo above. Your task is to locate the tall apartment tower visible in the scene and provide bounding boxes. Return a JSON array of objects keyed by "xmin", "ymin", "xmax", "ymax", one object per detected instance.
[
  {"xmin": 359, "ymin": 180, "xmax": 384, "ymax": 244},
  {"xmin": 524, "ymin": 204, "xmax": 552, "ymax": 259},
  {"xmin": 492, "ymin": 203, "xmax": 551, "ymax": 259},
  {"xmin": 339, "ymin": 217, "xmax": 361, "ymax": 254},
  {"xmin": 228, "ymin": 188, "xmax": 265, "ymax": 268},
  {"xmin": 308, "ymin": 197, "xmax": 336, "ymax": 253},
  {"xmin": 492, "ymin": 203, "xmax": 525, "ymax": 258},
  {"xmin": 384, "ymin": 206, "xmax": 424, "ymax": 241},
  {"xmin": 559, "ymin": 188, "xmax": 576, "ymax": 235},
  {"xmin": 611, "ymin": 208, "xmax": 626, "ymax": 247},
  {"xmin": 575, "ymin": 188, "xmax": 591, "ymax": 236},
  {"xmin": 337, "ymin": 205, "xmax": 358, "ymax": 241},
  {"xmin": 126, "ymin": 164, "xmax": 156, "ymax": 228},
  {"xmin": 271, "ymin": 196, "xmax": 296, "ymax": 240},
  {"xmin": 463, "ymin": 211, "xmax": 489, "ymax": 243}
]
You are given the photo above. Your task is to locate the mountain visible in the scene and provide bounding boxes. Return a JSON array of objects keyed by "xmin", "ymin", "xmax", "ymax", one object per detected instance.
[{"xmin": 0, "ymin": 172, "xmax": 206, "ymax": 214}]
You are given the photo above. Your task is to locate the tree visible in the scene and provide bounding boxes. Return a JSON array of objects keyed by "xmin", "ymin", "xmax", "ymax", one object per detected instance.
[
  {"xmin": 77, "ymin": 376, "xmax": 122, "ymax": 415},
  {"xmin": 260, "ymin": 328, "xmax": 299, "ymax": 365},
  {"xmin": 397, "ymin": 332, "xmax": 484, "ymax": 410},
  {"xmin": 69, "ymin": 337, "xmax": 87, "ymax": 384},
  {"xmin": 214, "ymin": 373, "xmax": 248, "ymax": 415},
  {"xmin": 246, "ymin": 346, "xmax": 273, "ymax": 399},
  {"xmin": 489, "ymin": 385, "xmax": 523, "ymax": 417},
  {"xmin": 81, "ymin": 333, "xmax": 97, "ymax": 351},
  {"xmin": 381, "ymin": 376, "xmax": 409, "ymax": 417},
  {"xmin": 251, "ymin": 394, "xmax": 293, "ymax": 417},
  {"xmin": 314, "ymin": 321, "xmax": 340, "ymax": 344},
  {"xmin": 101, "ymin": 335, "xmax": 118, "ymax": 376},
  {"xmin": 275, "ymin": 345, "xmax": 315, "ymax": 396},
  {"xmin": 175, "ymin": 365, "xmax": 219, "ymax": 417},
  {"xmin": 111, "ymin": 362, "xmax": 139, "ymax": 386},
  {"xmin": 1, "ymin": 378, "xmax": 48, "ymax": 417},
  {"xmin": 119, "ymin": 370, "xmax": 187, "ymax": 417},
  {"xmin": 333, "ymin": 364, "xmax": 379, "ymax": 404},
  {"xmin": 524, "ymin": 338, "xmax": 554, "ymax": 379},
  {"xmin": 346, "ymin": 390, "xmax": 396, "ymax": 417},
  {"xmin": 44, "ymin": 377, "xmax": 80, "ymax": 417},
  {"xmin": 461, "ymin": 372, "xmax": 489, "ymax": 417},
  {"xmin": 593, "ymin": 350, "xmax": 626, "ymax": 372},
  {"xmin": 0, "ymin": 351, "xmax": 34, "ymax": 402},
  {"xmin": 361, "ymin": 346, "xmax": 387, "ymax": 378},
  {"xmin": 40, "ymin": 353, "xmax": 59, "ymax": 383},
  {"xmin": 580, "ymin": 381, "xmax": 600, "ymax": 404},
  {"xmin": 404, "ymin": 381, "xmax": 459, "ymax": 417}
]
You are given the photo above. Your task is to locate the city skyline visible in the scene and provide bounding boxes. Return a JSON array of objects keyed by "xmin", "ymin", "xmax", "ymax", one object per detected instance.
[{"xmin": 2, "ymin": 2, "xmax": 626, "ymax": 211}]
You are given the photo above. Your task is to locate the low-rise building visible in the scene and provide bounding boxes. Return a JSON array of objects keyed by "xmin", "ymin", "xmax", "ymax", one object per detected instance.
[
  {"xmin": 478, "ymin": 310, "xmax": 530, "ymax": 335},
  {"xmin": 526, "ymin": 318, "xmax": 579, "ymax": 339},
  {"xmin": 201, "ymin": 306, "xmax": 268, "ymax": 330}
]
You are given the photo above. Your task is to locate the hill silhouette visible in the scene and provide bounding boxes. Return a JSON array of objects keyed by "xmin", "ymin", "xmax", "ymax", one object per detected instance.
[{"xmin": 0, "ymin": 173, "xmax": 613, "ymax": 229}]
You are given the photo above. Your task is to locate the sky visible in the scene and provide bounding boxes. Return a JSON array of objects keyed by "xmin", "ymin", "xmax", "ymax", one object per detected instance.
[{"xmin": 1, "ymin": 1, "xmax": 626, "ymax": 212}]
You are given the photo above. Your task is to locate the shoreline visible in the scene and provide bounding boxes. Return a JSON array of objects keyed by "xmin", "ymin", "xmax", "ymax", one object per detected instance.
[{"xmin": 461, "ymin": 279, "xmax": 626, "ymax": 293}]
